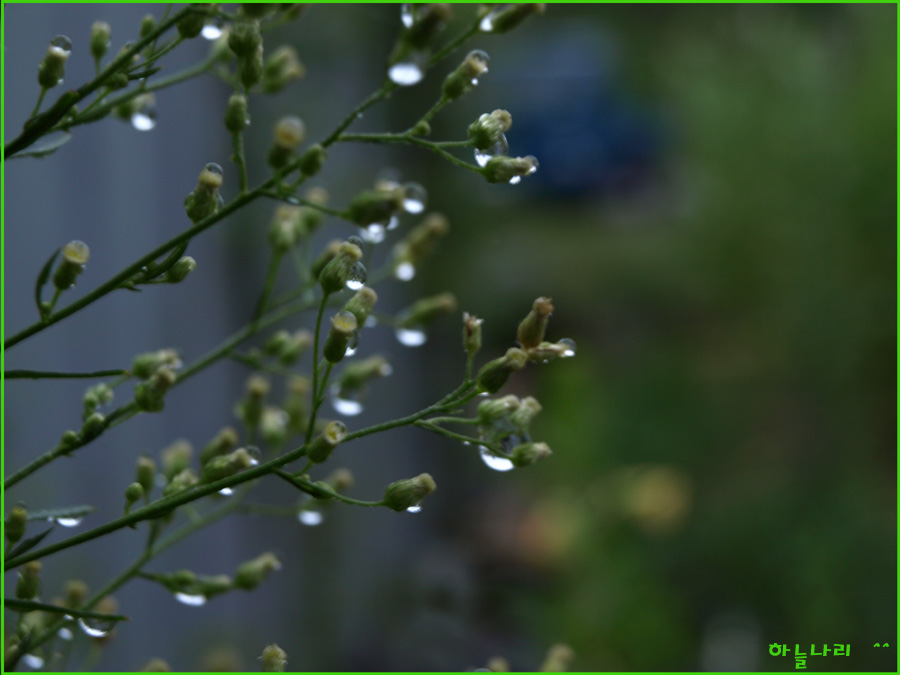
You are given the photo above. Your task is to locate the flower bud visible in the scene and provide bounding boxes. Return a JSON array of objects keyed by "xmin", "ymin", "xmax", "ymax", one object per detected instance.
[
  {"xmin": 37, "ymin": 36, "xmax": 72, "ymax": 89},
  {"xmin": 228, "ymin": 18, "xmax": 262, "ymax": 56},
  {"xmin": 83, "ymin": 382, "xmax": 113, "ymax": 419},
  {"xmin": 468, "ymin": 109, "xmax": 512, "ymax": 150},
  {"xmin": 476, "ymin": 347, "xmax": 528, "ymax": 393},
  {"xmin": 337, "ymin": 355, "xmax": 391, "ymax": 391},
  {"xmin": 261, "ymin": 407, "xmax": 289, "ymax": 446},
  {"xmin": 540, "ymin": 643, "xmax": 574, "ymax": 672},
  {"xmin": 527, "ymin": 338, "xmax": 577, "ymax": 362},
  {"xmin": 224, "ymin": 93, "xmax": 249, "ymax": 133},
  {"xmin": 52, "ymin": 240, "xmax": 90, "ymax": 291},
  {"xmin": 65, "ymin": 579, "xmax": 89, "ymax": 608},
  {"xmin": 477, "ymin": 395, "xmax": 521, "ymax": 425},
  {"xmin": 80, "ymin": 411, "xmax": 106, "ymax": 441},
  {"xmin": 132, "ymin": 348, "xmax": 181, "ymax": 379},
  {"xmin": 201, "ymin": 447, "xmax": 254, "ymax": 482},
  {"xmin": 347, "ymin": 189, "xmax": 404, "ymax": 227},
  {"xmin": 323, "ymin": 312, "xmax": 358, "ymax": 363},
  {"xmin": 342, "ymin": 287, "xmax": 378, "ymax": 327},
  {"xmin": 177, "ymin": 6, "xmax": 207, "ymax": 39},
  {"xmin": 311, "ymin": 239, "xmax": 341, "ymax": 280},
  {"xmin": 307, "ymin": 420, "xmax": 348, "ymax": 464},
  {"xmin": 164, "ymin": 256, "xmax": 196, "ymax": 283},
  {"xmin": 319, "ymin": 242, "xmax": 363, "ymax": 294},
  {"xmin": 135, "ymin": 456, "xmax": 156, "ymax": 495},
  {"xmin": 268, "ymin": 215, "xmax": 299, "ymax": 254},
  {"xmin": 517, "ymin": 297, "xmax": 554, "ymax": 350},
  {"xmin": 16, "ymin": 562, "xmax": 42, "ymax": 600},
  {"xmin": 326, "ymin": 468, "xmax": 354, "ymax": 493},
  {"xmin": 198, "ymin": 574, "xmax": 233, "ymax": 598},
  {"xmin": 135, "ymin": 366, "xmax": 177, "ymax": 412},
  {"xmin": 463, "ymin": 312, "xmax": 483, "ymax": 357},
  {"xmin": 262, "ymin": 45, "xmax": 305, "ymax": 93},
  {"xmin": 90, "ymin": 21, "xmax": 111, "ymax": 60},
  {"xmin": 161, "ymin": 439, "xmax": 193, "ymax": 480},
  {"xmin": 299, "ymin": 143, "xmax": 327, "ymax": 176},
  {"xmin": 510, "ymin": 396, "xmax": 542, "ymax": 430},
  {"xmin": 140, "ymin": 14, "xmax": 157, "ymax": 40},
  {"xmin": 510, "ymin": 441, "xmax": 551, "ymax": 468},
  {"xmin": 393, "ymin": 213, "xmax": 448, "ymax": 274},
  {"xmin": 199, "ymin": 427, "xmax": 239, "ymax": 465},
  {"xmin": 162, "ymin": 468, "xmax": 198, "ymax": 498},
  {"xmin": 383, "ymin": 473, "xmax": 436, "ymax": 512},
  {"xmin": 236, "ymin": 375, "xmax": 270, "ymax": 429},
  {"xmin": 284, "ymin": 375, "xmax": 310, "ymax": 431},
  {"xmin": 442, "ymin": 49, "xmax": 490, "ymax": 100},
  {"xmin": 275, "ymin": 116, "xmax": 305, "ymax": 149},
  {"xmin": 488, "ymin": 4, "xmax": 546, "ymax": 34},
  {"xmin": 124, "ymin": 482, "xmax": 144, "ymax": 515},
  {"xmin": 482, "ymin": 155, "xmax": 539, "ymax": 184},
  {"xmin": 397, "ymin": 292, "xmax": 457, "ymax": 328},
  {"xmin": 239, "ymin": 44, "xmax": 265, "ymax": 89},
  {"xmin": 5, "ymin": 505, "xmax": 28, "ymax": 545},
  {"xmin": 234, "ymin": 552, "xmax": 281, "ymax": 590},
  {"xmin": 261, "ymin": 644, "xmax": 287, "ymax": 672},
  {"xmin": 184, "ymin": 163, "xmax": 224, "ymax": 222}
]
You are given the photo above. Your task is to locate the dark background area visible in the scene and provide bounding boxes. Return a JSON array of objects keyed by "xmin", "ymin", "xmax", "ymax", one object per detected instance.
[{"xmin": 4, "ymin": 3, "xmax": 897, "ymax": 672}]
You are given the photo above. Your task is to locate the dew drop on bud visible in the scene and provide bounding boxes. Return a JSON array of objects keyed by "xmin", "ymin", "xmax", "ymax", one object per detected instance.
[
  {"xmin": 77, "ymin": 617, "xmax": 113, "ymax": 637},
  {"xmin": 331, "ymin": 384, "xmax": 364, "ymax": 416},
  {"xmin": 400, "ymin": 3, "xmax": 415, "ymax": 27},
  {"xmin": 388, "ymin": 57, "xmax": 425, "ymax": 86},
  {"xmin": 54, "ymin": 516, "xmax": 83, "ymax": 528},
  {"xmin": 479, "ymin": 447, "xmax": 514, "ymax": 472},
  {"xmin": 344, "ymin": 332, "xmax": 360, "ymax": 357},
  {"xmin": 201, "ymin": 19, "xmax": 223, "ymax": 40},
  {"xmin": 406, "ymin": 503, "xmax": 423, "ymax": 514},
  {"xmin": 218, "ymin": 487, "xmax": 234, "ymax": 496},
  {"xmin": 50, "ymin": 35, "xmax": 72, "ymax": 56},
  {"xmin": 131, "ymin": 103, "xmax": 157, "ymax": 132},
  {"xmin": 298, "ymin": 509, "xmax": 323, "ymax": 526},
  {"xmin": 401, "ymin": 182, "xmax": 427, "ymax": 214},
  {"xmin": 23, "ymin": 654, "xmax": 44, "ymax": 669},
  {"xmin": 479, "ymin": 10, "xmax": 499, "ymax": 32},
  {"xmin": 346, "ymin": 262, "xmax": 367, "ymax": 291},
  {"xmin": 558, "ymin": 337, "xmax": 576, "ymax": 358},
  {"xmin": 474, "ymin": 134, "xmax": 509, "ymax": 168},
  {"xmin": 173, "ymin": 592, "xmax": 207, "ymax": 607},
  {"xmin": 347, "ymin": 235, "xmax": 365, "ymax": 248},
  {"xmin": 395, "ymin": 326, "xmax": 427, "ymax": 347},
  {"xmin": 361, "ymin": 223, "xmax": 386, "ymax": 244}
]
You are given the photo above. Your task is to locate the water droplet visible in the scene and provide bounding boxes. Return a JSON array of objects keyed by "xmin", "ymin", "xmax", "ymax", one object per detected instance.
[
  {"xmin": 77, "ymin": 617, "xmax": 113, "ymax": 637},
  {"xmin": 298, "ymin": 509, "xmax": 323, "ymax": 526},
  {"xmin": 344, "ymin": 332, "xmax": 360, "ymax": 357},
  {"xmin": 474, "ymin": 134, "xmax": 509, "ymax": 167},
  {"xmin": 508, "ymin": 176, "xmax": 522, "ymax": 185},
  {"xmin": 479, "ymin": 9, "xmax": 499, "ymax": 32},
  {"xmin": 462, "ymin": 440, "xmax": 471, "ymax": 446},
  {"xmin": 558, "ymin": 337, "xmax": 576, "ymax": 358},
  {"xmin": 55, "ymin": 516, "xmax": 83, "ymax": 528},
  {"xmin": 58, "ymin": 627, "xmax": 74, "ymax": 641},
  {"xmin": 361, "ymin": 223, "xmax": 386, "ymax": 244},
  {"xmin": 479, "ymin": 447, "xmax": 514, "ymax": 472},
  {"xmin": 245, "ymin": 446, "xmax": 262, "ymax": 466},
  {"xmin": 23, "ymin": 654, "xmax": 44, "ymax": 669},
  {"xmin": 173, "ymin": 592, "xmax": 207, "ymax": 607},
  {"xmin": 347, "ymin": 235, "xmax": 364, "ymax": 248},
  {"xmin": 331, "ymin": 384, "xmax": 364, "ymax": 416},
  {"xmin": 394, "ymin": 261, "xmax": 415, "ymax": 281},
  {"xmin": 201, "ymin": 20, "xmax": 223, "ymax": 40},
  {"xmin": 386, "ymin": 214, "xmax": 400, "ymax": 231},
  {"xmin": 406, "ymin": 503, "xmax": 422, "ymax": 514},
  {"xmin": 401, "ymin": 182, "xmax": 427, "ymax": 213},
  {"xmin": 388, "ymin": 60, "xmax": 424, "ymax": 86},
  {"xmin": 400, "ymin": 3, "xmax": 415, "ymax": 27},
  {"xmin": 395, "ymin": 327, "xmax": 427, "ymax": 347},
  {"xmin": 130, "ymin": 105, "xmax": 157, "ymax": 132},
  {"xmin": 50, "ymin": 35, "xmax": 72, "ymax": 56},
  {"xmin": 364, "ymin": 315, "xmax": 378, "ymax": 328},
  {"xmin": 218, "ymin": 487, "xmax": 234, "ymax": 496},
  {"xmin": 468, "ymin": 49, "xmax": 490, "ymax": 71},
  {"xmin": 346, "ymin": 262, "xmax": 367, "ymax": 290},
  {"xmin": 286, "ymin": 196, "xmax": 300, "ymax": 205}
]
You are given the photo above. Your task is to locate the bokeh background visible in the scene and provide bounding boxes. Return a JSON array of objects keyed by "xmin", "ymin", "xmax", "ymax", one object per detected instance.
[{"xmin": 4, "ymin": 3, "xmax": 896, "ymax": 672}]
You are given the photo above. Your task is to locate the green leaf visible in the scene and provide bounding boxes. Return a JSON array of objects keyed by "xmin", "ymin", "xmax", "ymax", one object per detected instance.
[
  {"xmin": 25, "ymin": 505, "xmax": 95, "ymax": 522},
  {"xmin": 4, "ymin": 599, "xmax": 130, "ymax": 623},
  {"xmin": 34, "ymin": 248, "xmax": 60, "ymax": 320},
  {"xmin": 4, "ymin": 527, "xmax": 54, "ymax": 563},
  {"xmin": 11, "ymin": 130, "xmax": 72, "ymax": 159}
]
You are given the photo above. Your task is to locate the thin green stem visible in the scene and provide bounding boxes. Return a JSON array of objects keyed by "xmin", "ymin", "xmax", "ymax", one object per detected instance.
[
  {"xmin": 31, "ymin": 88, "xmax": 47, "ymax": 118},
  {"xmin": 337, "ymin": 133, "xmax": 483, "ymax": 174},
  {"xmin": 305, "ymin": 293, "xmax": 330, "ymax": 445},
  {"xmin": 415, "ymin": 420, "xmax": 494, "ymax": 449},
  {"xmin": 252, "ymin": 253, "xmax": 283, "ymax": 326},
  {"xmin": 425, "ymin": 415, "xmax": 480, "ymax": 426},
  {"xmin": 231, "ymin": 130, "xmax": 249, "ymax": 194},
  {"xmin": 428, "ymin": 21, "xmax": 481, "ymax": 67},
  {"xmin": 321, "ymin": 78, "xmax": 398, "ymax": 148},
  {"xmin": 417, "ymin": 95, "xmax": 449, "ymax": 127},
  {"xmin": 274, "ymin": 470, "xmax": 385, "ymax": 508},
  {"xmin": 4, "ymin": 369, "xmax": 128, "ymax": 380}
]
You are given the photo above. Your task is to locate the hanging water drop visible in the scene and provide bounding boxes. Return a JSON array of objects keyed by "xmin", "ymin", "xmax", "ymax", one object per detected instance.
[
  {"xmin": 130, "ymin": 103, "xmax": 157, "ymax": 132},
  {"xmin": 364, "ymin": 315, "xmax": 378, "ymax": 328},
  {"xmin": 22, "ymin": 654, "xmax": 44, "ymax": 669},
  {"xmin": 400, "ymin": 4, "xmax": 415, "ymax": 27},
  {"xmin": 331, "ymin": 384, "xmax": 364, "ymax": 416},
  {"xmin": 479, "ymin": 447, "xmax": 515, "ymax": 472},
  {"xmin": 218, "ymin": 487, "xmax": 234, "ymax": 496},
  {"xmin": 58, "ymin": 627, "xmax": 74, "ymax": 641},
  {"xmin": 388, "ymin": 61, "xmax": 425, "ymax": 86},
  {"xmin": 344, "ymin": 332, "xmax": 360, "ymax": 357},
  {"xmin": 474, "ymin": 134, "xmax": 509, "ymax": 167},
  {"xmin": 394, "ymin": 261, "xmax": 415, "ymax": 281},
  {"xmin": 77, "ymin": 617, "xmax": 113, "ymax": 637},
  {"xmin": 395, "ymin": 326, "xmax": 427, "ymax": 347},
  {"xmin": 245, "ymin": 446, "xmax": 262, "ymax": 466},
  {"xmin": 55, "ymin": 516, "xmax": 83, "ymax": 528},
  {"xmin": 50, "ymin": 35, "xmax": 73, "ymax": 56},
  {"xmin": 401, "ymin": 182, "xmax": 427, "ymax": 214},
  {"xmin": 558, "ymin": 337, "xmax": 576, "ymax": 357},
  {"xmin": 347, "ymin": 235, "xmax": 365, "ymax": 248},
  {"xmin": 286, "ymin": 196, "xmax": 300, "ymax": 205},
  {"xmin": 467, "ymin": 49, "xmax": 490, "ymax": 85},
  {"xmin": 298, "ymin": 509, "xmax": 323, "ymax": 526},
  {"xmin": 346, "ymin": 262, "xmax": 367, "ymax": 290},
  {"xmin": 406, "ymin": 503, "xmax": 422, "ymax": 514},
  {"xmin": 386, "ymin": 214, "xmax": 400, "ymax": 231},
  {"xmin": 173, "ymin": 592, "xmax": 207, "ymax": 607},
  {"xmin": 361, "ymin": 223, "xmax": 386, "ymax": 244},
  {"xmin": 201, "ymin": 19, "xmax": 223, "ymax": 40}
]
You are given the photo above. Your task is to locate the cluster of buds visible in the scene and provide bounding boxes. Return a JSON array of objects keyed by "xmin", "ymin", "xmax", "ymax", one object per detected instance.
[
  {"xmin": 477, "ymin": 395, "xmax": 551, "ymax": 468},
  {"xmin": 199, "ymin": 427, "xmax": 240, "ymax": 465},
  {"xmin": 134, "ymin": 366, "xmax": 177, "ymax": 412},
  {"xmin": 516, "ymin": 297, "xmax": 577, "ymax": 361},
  {"xmin": 184, "ymin": 163, "xmax": 224, "ymax": 223},
  {"xmin": 82, "ymin": 382, "xmax": 113, "ymax": 420},
  {"xmin": 228, "ymin": 16, "xmax": 264, "ymax": 88},
  {"xmin": 262, "ymin": 328, "xmax": 313, "ymax": 365},
  {"xmin": 391, "ymin": 213, "xmax": 449, "ymax": 281},
  {"xmin": 261, "ymin": 644, "xmax": 288, "ymax": 672}
]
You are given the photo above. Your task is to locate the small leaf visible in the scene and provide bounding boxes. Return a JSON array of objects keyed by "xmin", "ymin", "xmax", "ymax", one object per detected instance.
[
  {"xmin": 4, "ymin": 526, "xmax": 54, "ymax": 562},
  {"xmin": 11, "ymin": 130, "xmax": 73, "ymax": 159},
  {"xmin": 26, "ymin": 505, "xmax": 95, "ymax": 522},
  {"xmin": 35, "ymin": 248, "xmax": 61, "ymax": 320},
  {"xmin": 4, "ymin": 599, "xmax": 130, "ymax": 623}
]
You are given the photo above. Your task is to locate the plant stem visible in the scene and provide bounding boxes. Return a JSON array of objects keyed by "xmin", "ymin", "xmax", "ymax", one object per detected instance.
[
  {"xmin": 321, "ymin": 78, "xmax": 398, "ymax": 148},
  {"xmin": 4, "ymin": 369, "xmax": 128, "ymax": 380},
  {"xmin": 305, "ymin": 293, "xmax": 330, "ymax": 445},
  {"xmin": 231, "ymin": 130, "xmax": 249, "ymax": 194},
  {"xmin": 337, "ymin": 133, "xmax": 483, "ymax": 174},
  {"xmin": 252, "ymin": 253, "xmax": 282, "ymax": 326},
  {"xmin": 415, "ymin": 420, "xmax": 493, "ymax": 448},
  {"xmin": 30, "ymin": 88, "xmax": 47, "ymax": 119}
]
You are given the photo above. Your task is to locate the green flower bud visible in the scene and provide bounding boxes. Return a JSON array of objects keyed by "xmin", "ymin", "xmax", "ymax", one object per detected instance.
[
  {"xmin": 164, "ymin": 256, "xmax": 196, "ymax": 283},
  {"xmin": 64, "ymin": 579, "xmax": 89, "ymax": 608},
  {"xmin": 284, "ymin": 375, "xmax": 310, "ymax": 431},
  {"xmin": 516, "ymin": 296, "xmax": 554, "ymax": 350},
  {"xmin": 297, "ymin": 187, "xmax": 329, "ymax": 234},
  {"xmin": 5, "ymin": 505, "xmax": 28, "ymax": 545},
  {"xmin": 124, "ymin": 482, "xmax": 144, "ymax": 515},
  {"xmin": 234, "ymin": 552, "xmax": 281, "ymax": 590},
  {"xmin": 161, "ymin": 439, "xmax": 193, "ymax": 480},
  {"xmin": 442, "ymin": 49, "xmax": 490, "ymax": 100},
  {"xmin": 83, "ymin": 382, "xmax": 113, "ymax": 418},
  {"xmin": 510, "ymin": 441, "xmax": 552, "ymax": 468},
  {"xmin": 337, "ymin": 355, "xmax": 391, "ymax": 391},
  {"xmin": 342, "ymin": 287, "xmax": 378, "ymax": 327},
  {"xmin": 509, "ymin": 396, "xmax": 542, "ymax": 430},
  {"xmin": 136, "ymin": 455, "xmax": 157, "ymax": 496},
  {"xmin": 298, "ymin": 143, "xmax": 327, "ymax": 176},
  {"xmin": 323, "ymin": 311, "xmax": 358, "ymax": 363},
  {"xmin": 260, "ymin": 407, "xmax": 289, "ymax": 447},
  {"xmin": 319, "ymin": 242, "xmax": 363, "ymax": 294},
  {"xmin": 239, "ymin": 44, "xmax": 265, "ymax": 89},
  {"xmin": 177, "ymin": 6, "xmax": 207, "ymax": 39},
  {"xmin": 16, "ymin": 562, "xmax": 42, "ymax": 600},
  {"xmin": 200, "ymin": 427, "xmax": 240, "ymax": 465},
  {"xmin": 307, "ymin": 420, "xmax": 348, "ymax": 464},
  {"xmin": 135, "ymin": 366, "xmax": 177, "ymax": 412},
  {"xmin": 482, "ymin": 155, "xmax": 539, "ymax": 184},
  {"xmin": 487, "ymin": 4, "xmax": 546, "ymax": 34},
  {"xmin": 397, "ymin": 292, "xmax": 457, "ymax": 328},
  {"xmin": 261, "ymin": 644, "xmax": 288, "ymax": 672},
  {"xmin": 162, "ymin": 468, "xmax": 198, "ymax": 498},
  {"xmin": 268, "ymin": 214, "xmax": 299, "ymax": 253},
  {"xmin": 37, "ymin": 36, "xmax": 72, "ymax": 89},
  {"xmin": 236, "ymin": 375, "xmax": 269, "ymax": 429},
  {"xmin": 311, "ymin": 239, "xmax": 341, "ymax": 281},
  {"xmin": 383, "ymin": 473, "xmax": 436, "ymax": 512},
  {"xmin": 274, "ymin": 115, "xmax": 305, "ymax": 149},
  {"xmin": 278, "ymin": 330, "xmax": 313, "ymax": 365},
  {"xmin": 468, "ymin": 109, "xmax": 512, "ymax": 150},
  {"xmin": 526, "ymin": 338, "xmax": 577, "ymax": 362},
  {"xmin": 81, "ymin": 411, "xmax": 106, "ymax": 441},
  {"xmin": 140, "ymin": 14, "xmax": 157, "ymax": 40},
  {"xmin": 411, "ymin": 120, "xmax": 431, "ymax": 136},
  {"xmin": 540, "ymin": 643, "xmax": 574, "ymax": 672},
  {"xmin": 477, "ymin": 395, "xmax": 521, "ymax": 425},
  {"xmin": 90, "ymin": 21, "xmax": 111, "ymax": 60},
  {"xmin": 347, "ymin": 189, "xmax": 404, "ymax": 227},
  {"xmin": 476, "ymin": 347, "xmax": 528, "ymax": 393},
  {"xmin": 404, "ymin": 3, "xmax": 452, "ymax": 50},
  {"xmin": 131, "ymin": 348, "xmax": 181, "ymax": 379},
  {"xmin": 224, "ymin": 93, "xmax": 249, "ymax": 133},
  {"xmin": 392, "ymin": 213, "xmax": 448, "ymax": 275},
  {"xmin": 107, "ymin": 71, "xmax": 130, "ymax": 90},
  {"xmin": 325, "ymin": 467, "xmax": 354, "ymax": 493},
  {"xmin": 184, "ymin": 163, "xmax": 224, "ymax": 223},
  {"xmin": 197, "ymin": 574, "xmax": 233, "ymax": 598},
  {"xmin": 60, "ymin": 429, "xmax": 79, "ymax": 449},
  {"xmin": 463, "ymin": 311, "xmax": 483, "ymax": 357},
  {"xmin": 200, "ymin": 447, "xmax": 254, "ymax": 482},
  {"xmin": 141, "ymin": 658, "xmax": 171, "ymax": 672},
  {"xmin": 262, "ymin": 45, "xmax": 305, "ymax": 93},
  {"xmin": 52, "ymin": 240, "xmax": 90, "ymax": 291}
]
